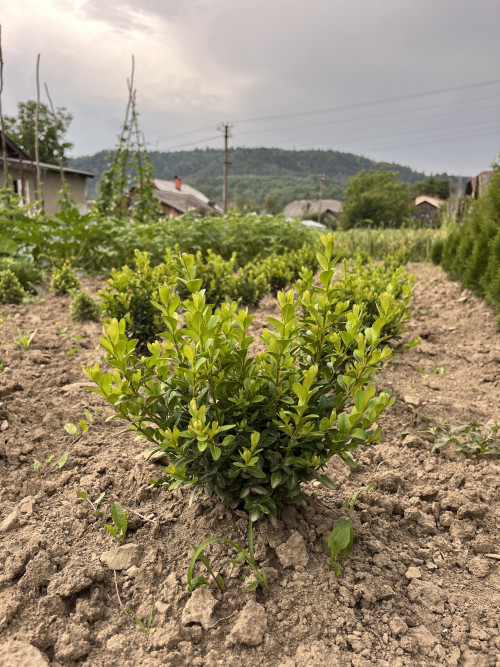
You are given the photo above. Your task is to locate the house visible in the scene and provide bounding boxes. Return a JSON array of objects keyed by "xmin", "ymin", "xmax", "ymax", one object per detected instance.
[
  {"xmin": 152, "ymin": 177, "xmax": 222, "ymax": 217},
  {"xmin": 0, "ymin": 131, "xmax": 94, "ymax": 214},
  {"xmin": 283, "ymin": 199, "xmax": 342, "ymax": 225},
  {"xmin": 410, "ymin": 195, "xmax": 445, "ymax": 226},
  {"xmin": 464, "ymin": 171, "xmax": 494, "ymax": 198}
]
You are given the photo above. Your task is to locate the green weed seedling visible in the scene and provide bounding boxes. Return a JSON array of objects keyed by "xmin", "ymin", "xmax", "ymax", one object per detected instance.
[
  {"xmin": 65, "ymin": 407, "xmax": 98, "ymax": 444},
  {"xmin": 421, "ymin": 422, "xmax": 500, "ymax": 458},
  {"xmin": 125, "ymin": 607, "xmax": 153, "ymax": 637},
  {"xmin": 105, "ymin": 501, "xmax": 128, "ymax": 544},
  {"xmin": 77, "ymin": 490, "xmax": 105, "ymax": 517},
  {"xmin": 343, "ymin": 482, "xmax": 373, "ymax": 510},
  {"xmin": 58, "ymin": 326, "xmax": 85, "ymax": 356},
  {"xmin": 13, "ymin": 328, "xmax": 37, "ymax": 349},
  {"xmin": 187, "ymin": 516, "xmax": 268, "ymax": 594},
  {"xmin": 328, "ymin": 516, "xmax": 355, "ymax": 576},
  {"xmin": 34, "ymin": 452, "xmax": 69, "ymax": 477}
]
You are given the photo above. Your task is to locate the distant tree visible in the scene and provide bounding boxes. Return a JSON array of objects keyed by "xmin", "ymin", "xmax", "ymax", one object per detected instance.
[
  {"xmin": 4, "ymin": 100, "xmax": 73, "ymax": 165},
  {"xmin": 412, "ymin": 176, "xmax": 451, "ymax": 199},
  {"xmin": 340, "ymin": 169, "xmax": 411, "ymax": 229},
  {"xmin": 263, "ymin": 193, "xmax": 281, "ymax": 215}
]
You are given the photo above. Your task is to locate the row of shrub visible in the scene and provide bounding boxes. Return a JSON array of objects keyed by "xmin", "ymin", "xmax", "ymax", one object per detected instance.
[{"xmin": 434, "ymin": 168, "xmax": 500, "ymax": 325}]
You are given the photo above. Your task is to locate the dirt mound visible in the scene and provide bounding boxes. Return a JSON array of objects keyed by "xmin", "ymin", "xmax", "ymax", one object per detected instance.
[{"xmin": 0, "ymin": 263, "xmax": 499, "ymax": 666}]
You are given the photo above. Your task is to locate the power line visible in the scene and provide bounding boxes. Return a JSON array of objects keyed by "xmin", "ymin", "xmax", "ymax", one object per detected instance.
[{"xmin": 229, "ymin": 78, "xmax": 500, "ymax": 125}]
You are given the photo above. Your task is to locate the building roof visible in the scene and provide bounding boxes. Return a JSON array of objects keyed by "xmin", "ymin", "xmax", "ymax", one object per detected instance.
[
  {"xmin": 152, "ymin": 179, "xmax": 221, "ymax": 215},
  {"xmin": 2, "ymin": 131, "xmax": 94, "ymax": 177},
  {"xmin": 283, "ymin": 199, "xmax": 342, "ymax": 219},
  {"xmin": 411, "ymin": 195, "xmax": 446, "ymax": 208}
]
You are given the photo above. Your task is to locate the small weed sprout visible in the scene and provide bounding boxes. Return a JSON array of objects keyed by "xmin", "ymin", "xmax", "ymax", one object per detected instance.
[
  {"xmin": 328, "ymin": 516, "xmax": 355, "ymax": 576},
  {"xmin": 105, "ymin": 501, "xmax": 128, "ymax": 544},
  {"xmin": 34, "ymin": 451, "xmax": 69, "ymax": 477},
  {"xmin": 343, "ymin": 482, "xmax": 373, "ymax": 510},
  {"xmin": 65, "ymin": 407, "xmax": 98, "ymax": 444},
  {"xmin": 421, "ymin": 422, "xmax": 500, "ymax": 457},
  {"xmin": 58, "ymin": 327, "xmax": 86, "ymax": 356},
  {"xmin": 77, "ymin": 490, "xmax": 105, "ymax": 517},
  {"xmin": 187, "ymin": 517, "xmax": 268, "ymax": 594},
  {"xmin": 125, "ymin": 607, "xmax": 153, "ymax": 637},
  {"xmin": 13, "ymin": 328, "xmax": 37, "ymax": 349}
]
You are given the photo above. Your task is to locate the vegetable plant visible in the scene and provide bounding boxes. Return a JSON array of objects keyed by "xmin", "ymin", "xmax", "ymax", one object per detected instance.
[
  {"xmin": 33, "ymin": 452, "xmax": 69, "ymax": 476},
  {"xmin": 85, "ymin": 234, "xmax": 410, "ymax": 524}
]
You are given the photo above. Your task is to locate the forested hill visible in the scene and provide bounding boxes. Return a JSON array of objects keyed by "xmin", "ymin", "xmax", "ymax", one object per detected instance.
[{"xmin": 70, "ymin": 147, "xmax": 459, "ymax": 208}]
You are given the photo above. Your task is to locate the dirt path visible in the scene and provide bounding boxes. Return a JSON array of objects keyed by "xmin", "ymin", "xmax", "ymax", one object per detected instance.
[{"xmin": 0, "ymin": 263, "xmax": 499, "ymax": 667}]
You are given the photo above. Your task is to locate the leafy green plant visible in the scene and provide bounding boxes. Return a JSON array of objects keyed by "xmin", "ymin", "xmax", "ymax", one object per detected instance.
[
  {"xmin": 105, "ymin": 501, "xmax": 128, "ymax": 543},
  {"xmin": 51, "ymin": 260, "xmax": 81, "ymax": 295},
  {"xmin": 58, "ymin": 327, "xmax": 86, "ymax": 356},
  {"xmin": 0, "ymin": 269, "xmax": 25, "ymax": 304},
  {"xmin": 328, "ymin": 516, "xmax": 355, "ymax": 576},
  {"xmin": 77, "ymin": 490, "xmax": 106, "ymax": 517},
  {"xmin": 71, "ymin": 290, "xmax": 101, "ymax": 322},
  {"xmin": 342, "ymin": 482, "xmax": 373, "ymax": 510},
  {"xmin": 421, "ymin": 421, "xmax": 500, "ymax": 457},
  {"xmin": 85, "ymin": 234, "xmax": 410, "ymax": 524},
  {"xmin": 187, "ymin": 516, "xmax": 268, "ymax": 593},
  {"xmin": 13, "ymin": 328, "xmax": 38, "ymax": 349},
  {"xmin": 34, "ymin": 452, "xmax": 69, "ymax": 476}
]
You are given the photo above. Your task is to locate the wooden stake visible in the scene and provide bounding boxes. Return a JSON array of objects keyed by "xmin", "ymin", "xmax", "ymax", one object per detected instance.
[
  {"xmin": 0, "ymin": 25, "xmax": 8, "ymax": 185},
  {"xmin": 35, "ymin": 53, "xmax": 44, "ymax": 211}
]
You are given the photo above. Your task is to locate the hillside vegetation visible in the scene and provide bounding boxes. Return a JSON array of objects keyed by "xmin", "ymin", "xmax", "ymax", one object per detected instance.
[{"xmin": 70, "ymin": 147, "xmax": 460, "ymax": 208}]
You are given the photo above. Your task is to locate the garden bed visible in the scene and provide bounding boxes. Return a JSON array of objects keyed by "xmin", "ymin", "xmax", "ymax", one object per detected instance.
[{"xmin": 0, "ymin": 262, "xmax": 499, "ymax": 667}]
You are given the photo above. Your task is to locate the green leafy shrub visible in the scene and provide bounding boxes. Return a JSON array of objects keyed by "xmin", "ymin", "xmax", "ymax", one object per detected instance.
[
  {"xmin": 85, "ymin": 235, "xmax": 415, "ymax": 523},
  {"xmin": 0, "ymin": 269, "xmax": 25, "ymax": 304},
  {"xmin": 71, "ymin": 291, "xmax": 101, "ymax": 322},
  {"xmin": 430, "ymin": 238, "xmax": 444, "ymax": 265},
  {"xmin": 51, "ymin": 261, "xmax": 81, "ymax": 295}
]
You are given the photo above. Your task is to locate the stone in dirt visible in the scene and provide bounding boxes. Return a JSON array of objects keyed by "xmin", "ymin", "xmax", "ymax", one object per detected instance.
[
  {"xmin": 100, "ymin": 543, "xmax": 143, "ymax": 570},
  {"xmin": 53, "ymin": 624, "xmax": 91, "ymax": 662},
  {"xmin": 406, "ymin": 579, "xmax": 445, "ymax": 614},
  {"xmin": 227, "ymin": 600, "xmax": 267, "ymax": 646},
  {"xmin": 181, "ymin": 586, "xmax": 218, "ymax": 630},
  {"xmin": 405, "ymin": 566, "xmax": 422, "ymax": 579},
  {"xmin": 0, "ymin": 642, "xmax": 48, "ymax": 666},
  {"xmin": 0, "ymin": 510, "xmax": 19, "ymax": 534},
  {"xmin": 275, "ymin": 531, "xmax": 309, "ymax": 569},
  {"xmin": 46, "ymin": 557, "xmax": 104, "ymax": 597},
  {"xmin": 467, "ymin": 556, "xmax": 492, "ymax": 578}
]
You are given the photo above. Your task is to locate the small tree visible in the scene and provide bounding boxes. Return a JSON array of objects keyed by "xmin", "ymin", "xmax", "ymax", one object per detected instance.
[
  {"xmin": 341, "ymin": 170, "xmax": 411, "ymax": 229},
  {"xmin": 3, "ymin": 100, "xmax": 73, "ymax": 165},
  {"xmin": 413, "ymin": 176, "xmax": 451, "ymax": 199}
]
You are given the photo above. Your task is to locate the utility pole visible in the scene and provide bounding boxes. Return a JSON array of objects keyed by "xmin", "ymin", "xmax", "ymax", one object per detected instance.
[
  {"xmin": 317, "ymin": 174, "xmax": 325, "ymax": 224},
  {"xmin": 219, "ymin": 122, "xmax": 231, "ymax": 214}
]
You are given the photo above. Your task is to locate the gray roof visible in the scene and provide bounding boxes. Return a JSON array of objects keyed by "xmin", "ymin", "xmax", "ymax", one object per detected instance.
[
  {"xmin": 154, "ymin": 190, "xmax": 221, "ymax": 216},
  {"xmin": 283, "ymin": 199, "xmax": 342, "ymax": 219},
  {"xmin": 6, "ymin": 156, "xmax": 94, "ymax": 178}
]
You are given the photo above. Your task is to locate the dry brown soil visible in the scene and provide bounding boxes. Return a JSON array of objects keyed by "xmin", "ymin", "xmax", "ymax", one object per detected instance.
[{"xmin": 0, "ymin": 262, "xmax": 499, "ymax": 667}]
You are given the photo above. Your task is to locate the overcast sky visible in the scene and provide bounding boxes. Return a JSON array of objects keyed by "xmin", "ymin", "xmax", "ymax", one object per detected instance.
[{"xmin": 2, "ymin": 0, "xmax": 500, "ymax": 176}]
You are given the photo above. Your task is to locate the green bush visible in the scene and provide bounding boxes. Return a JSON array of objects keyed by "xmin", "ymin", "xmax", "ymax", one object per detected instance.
[
  {"xmin": 85, "ymin": 235, "xmax": 415, "ymax": 523},
  {"xmin": 0, "ymin": 269, "xmax": 25, "ymax": 304},
  {"xmin": 51, "ymin": 261, "xmax": 81, "ymax": 295},
  {"xmin": 71, "ymin": 291, "xmax": 101, "ymax": 322},
  {"xmin": 430, "ymin": 238, "xmax": 444, "ymax": 265}
]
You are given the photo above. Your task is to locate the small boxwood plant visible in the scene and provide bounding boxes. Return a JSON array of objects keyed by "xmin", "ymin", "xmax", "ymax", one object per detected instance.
[
  {"xmin": 0, "ymin": 269, "xmax": 25, "ymax": 304},
  {"xmin": 51, "ymin": 260, "xmax": 80, "ymax": 295},
  {"xmin": 85, "ymin": 235, "xmax": 406, "ymax": 524}
]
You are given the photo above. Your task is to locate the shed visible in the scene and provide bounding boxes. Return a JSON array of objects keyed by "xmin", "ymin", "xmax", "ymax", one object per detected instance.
[
  {"xmin": 410, "ymin": 195, "xmax": 445, "ymax": 226},
  {"xmin": 283, "ymin": 199, "xmax": 341, "ymax": 223},
  {"xmin": 464, "ymin": 171, "xmax": 494, "ymax": 199}
]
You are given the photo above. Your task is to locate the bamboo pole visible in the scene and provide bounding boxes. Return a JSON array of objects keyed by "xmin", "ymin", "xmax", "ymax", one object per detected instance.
[
  {"xmin": 44, "ymin": 81, "xmax": 68, "ymax": 202},
  {"xmin": 35, "ymin": 53, "xmax": 44, "ymax": 211}
]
